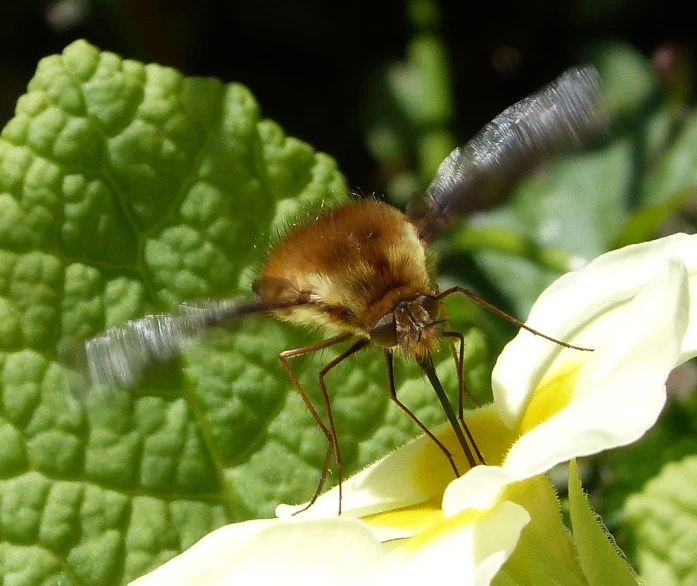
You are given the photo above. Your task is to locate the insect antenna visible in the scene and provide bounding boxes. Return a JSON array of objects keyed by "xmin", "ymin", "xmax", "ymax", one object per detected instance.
[{"xmin": 438, "ymin": 286, "xmax": 593, "ymax": 351}]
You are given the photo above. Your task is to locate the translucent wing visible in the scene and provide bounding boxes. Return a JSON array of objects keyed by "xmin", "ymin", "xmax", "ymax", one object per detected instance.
[
  {"xmin": 408, "ymin": 66, "xmax": 608, "ymax": 241},
  {"xmin": 75, "ymin": 298, "xmax": 301, "ymax": 391}
]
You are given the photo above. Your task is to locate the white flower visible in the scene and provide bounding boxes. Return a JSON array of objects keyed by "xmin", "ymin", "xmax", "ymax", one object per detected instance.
[
  {"xmin": 130, "ymin": 498, "xmax": 529, "ymax": 586},
  {"xmin": 446, "ymin": 234, "xmax": 695, "ymax": 512}
]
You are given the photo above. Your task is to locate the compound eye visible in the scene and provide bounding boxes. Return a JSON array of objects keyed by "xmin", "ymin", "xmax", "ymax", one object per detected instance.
[
  {"xmin": 370, "ymin": 313, "xmax": 398, "ymax": 347},
  {"xmin": 419, "ymin": 295, "xmax": 440, "ymax": 320}
]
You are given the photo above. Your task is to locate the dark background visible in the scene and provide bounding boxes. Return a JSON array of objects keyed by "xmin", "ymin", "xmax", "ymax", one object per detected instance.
[{"xmin": 1, "ymin": 0, "xmax": 694, "ymax": 194}]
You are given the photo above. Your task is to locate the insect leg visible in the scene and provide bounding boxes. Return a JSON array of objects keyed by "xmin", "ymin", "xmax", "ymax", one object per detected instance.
[
  {"xmin": 279, "ymin": 332, "xmax": 353, "ymax": 514},
  {"xmin": 315, "ymin": 338, "xmax": 371, "ymax": 515},
  {"xmin": 438, "ymin": 300, "xmax": 481, "ymax": 410},
  {"xmin": 441, "ymin": 331, "xmax": 486, "ymax": 466},
  {"xmin": 384, "ymin": 350, "xmax": 460, "ymax": 478}
]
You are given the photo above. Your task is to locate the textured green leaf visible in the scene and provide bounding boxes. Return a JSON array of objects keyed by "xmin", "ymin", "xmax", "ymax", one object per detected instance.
[
  {"xmin": 0, "ymin": 40, "xmax": 489, "ymax": 585},
  {"xmin": 624, "ymin": 456, "xmax": 697, "ymax": 585}
]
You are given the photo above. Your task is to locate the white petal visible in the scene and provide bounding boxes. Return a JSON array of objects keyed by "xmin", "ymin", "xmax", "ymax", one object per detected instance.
[
  {"xmin": 504, "ymin": 258, "xmax": 688, "ymax": 479},
  {"xmin": 386, "ymin": 501, "xmax": 530, "ymax": 586},
  {"xmin": 444, "ymin": 259, "xmax": 689, "ymax": 512},
  {"xmin": 129, "ymin": 520, "xmax": 275, "ymax": 585},
  {"xmin": 493, "ymin": 233, "xmax": 697, "ymax": 427},
  {"xmin": 130, "ymin": 518, "xmax": 384, "ymax": 586},
  {"xmin": 442, "ymin": 465, "xmax": 516, "ymax": 513},
  {"xmin": 223, "ymin": 518, "xmax": 384, "ymax": 586}
]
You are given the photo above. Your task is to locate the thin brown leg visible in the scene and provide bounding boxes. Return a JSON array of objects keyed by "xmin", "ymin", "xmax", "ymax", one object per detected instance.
[
  {"xmin": 438, "ymin": 302, "xmax": 481, "ymax": 410},
  {"xmin": 442, "ymin": 332, "xmax": 486, "ymax": 465},
  {"xmin": 279, "ymin": 332, "xmax": 353, "ymax": 513},
  {"xmin": 439, "ymin": 306, "xmax": 484, "ymax": 464},
  {"xmin": 384, "ymin": 350, "xmax": 460, "ymax": 478},
  {"xmin": 442, "ymin": 330, "xmax": 465, "ymax": 420},
  {"xmin": 437, "ymin": 286, "xmax": 594, "ymax": 352},
  {"xmin": 438, "ymin": 300, "xmax": 462, "ymax": 398},
  {"xmin": 316, "ymin": 339, "xmax": 370, "ymax": 514}
]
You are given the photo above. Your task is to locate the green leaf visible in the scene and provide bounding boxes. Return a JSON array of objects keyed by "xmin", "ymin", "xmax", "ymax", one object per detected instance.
[
  {"xmin": 593, "ymin": 42, "xmax": 659, "ymax": 122},
  {"xmin": 599, "ymin": 394, "xmax": 697, "ymax": 524},
  {"xmin": 568, "ymin": 460, "xmax": 639, "ymax": 586},
  {"xmin": 624, "ymin": 455, "xmax": 697, "ymax": 585},
  {"xmin": 494, "ymin": 475, "xmax": 587, "ymax": 586},
  {"xmin": 613, "ymin": 106, "xmax": 697, "ymax": 247},
  {"xmin": 641, "ymin": 110, "xmax": 697, "ymax": 206},
  {"xmin": 0, "ymin": 40, "xmax": 490, "ymax": 585}
]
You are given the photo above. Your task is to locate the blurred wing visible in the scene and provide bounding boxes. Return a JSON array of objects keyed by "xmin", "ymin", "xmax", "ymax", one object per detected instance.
[
  {"xmin": 408, "ymin": 65, "xmax": 608, "ymax": 241},
  {"xmin": 76, "ymin": 297, "xmax": 301, "ymax": 391}
]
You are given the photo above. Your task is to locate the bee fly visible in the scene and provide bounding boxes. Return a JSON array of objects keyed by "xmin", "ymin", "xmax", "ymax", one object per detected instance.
[{"xmin": 82, "ymin": 66, "xmax": 606, "ymax": 513}]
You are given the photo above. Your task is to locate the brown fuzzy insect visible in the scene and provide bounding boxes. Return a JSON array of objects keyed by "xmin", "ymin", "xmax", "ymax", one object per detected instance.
[{"xmin": 82, "ymin": 66, "xmax": 606, "ymax": 513}]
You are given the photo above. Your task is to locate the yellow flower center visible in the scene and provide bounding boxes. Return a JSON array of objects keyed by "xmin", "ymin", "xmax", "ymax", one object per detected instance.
[
  {"xmin": 363, "ymin": 497, "xmax": 444, "ymax": 534},
  {"xmin": 364, "ymin": 497, "xmax": 490, "ymax": 554},
  {"xmin": 518, "ymin": 356, "xmax": 586, "ymax": 434},
  {"xmin": 402, "ymin": 507, "xmax": 488, "ymax": 554}
]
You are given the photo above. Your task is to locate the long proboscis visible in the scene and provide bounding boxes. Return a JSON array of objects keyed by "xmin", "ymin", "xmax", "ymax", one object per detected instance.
[
  {"xmin": 418, "ymin": 356, "xmax": 478, "ymax": 469},
  {"xmin": 408, "ymin": 66, "xmax": 609, "ymax": 241},
  {"xmin": 77, "ymin": 298, "xmax": 305, "ymax": 390}
]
